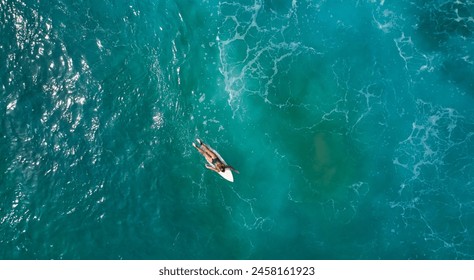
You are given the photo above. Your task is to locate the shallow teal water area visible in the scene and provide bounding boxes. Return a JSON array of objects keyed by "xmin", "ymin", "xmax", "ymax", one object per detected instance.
[{"xmin": 1, "ymin": 0, "xmax": 474, "ymax": 259}]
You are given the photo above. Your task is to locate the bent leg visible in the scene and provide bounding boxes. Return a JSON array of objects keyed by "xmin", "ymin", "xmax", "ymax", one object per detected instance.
[
  {"xmin": 193, "ymin": 143, "xmax": 206, "ymax": 156},
  {"xmin": 201, "ymin": 144, "xmax": 216, "ymax": 157},
  {"xmin": 194, "ymin": 143, "xmax": 215, "ymax": 165}
]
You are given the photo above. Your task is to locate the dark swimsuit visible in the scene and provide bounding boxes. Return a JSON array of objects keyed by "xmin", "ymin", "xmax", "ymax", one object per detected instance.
[
  {"xmin": 205, "ymin": 148, "xmax": 224, "ymax": 169},
  {"xmin": 211, "ymin": 157, "xmax": 226, "ymax": 172}
]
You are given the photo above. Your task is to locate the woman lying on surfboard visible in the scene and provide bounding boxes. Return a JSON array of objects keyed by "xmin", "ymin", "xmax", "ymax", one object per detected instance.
[{"xmin": 192, "ymin": 139, "xmax": 239, "ymax": 174}]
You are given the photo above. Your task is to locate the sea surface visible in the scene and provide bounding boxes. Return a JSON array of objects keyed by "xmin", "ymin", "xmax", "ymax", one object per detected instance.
[{"xmin": 1, "ymin": 0, "xmax": 474, "ymax": 259}]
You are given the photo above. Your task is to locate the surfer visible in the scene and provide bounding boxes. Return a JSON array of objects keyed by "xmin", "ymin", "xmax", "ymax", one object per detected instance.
[{"xmin": 193, "ymin": 139, "xmax": 239, "ymax": 174}]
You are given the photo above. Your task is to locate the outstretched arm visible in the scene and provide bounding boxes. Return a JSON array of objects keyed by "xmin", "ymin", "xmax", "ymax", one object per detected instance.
[{"xmin": 226, "ymin": 165, "xmax": 239, "ymax": 174}]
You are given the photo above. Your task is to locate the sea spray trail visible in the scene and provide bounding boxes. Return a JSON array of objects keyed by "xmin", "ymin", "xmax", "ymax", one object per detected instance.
[{"xmin": 1, "ymin": 0, "xmax": 474, "ymax": 259}]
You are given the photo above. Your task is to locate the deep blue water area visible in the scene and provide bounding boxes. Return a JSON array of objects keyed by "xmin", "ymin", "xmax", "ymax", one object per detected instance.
[{"xmin": 1, "ymin": 0, "xmax": 474, "ymax": 259}]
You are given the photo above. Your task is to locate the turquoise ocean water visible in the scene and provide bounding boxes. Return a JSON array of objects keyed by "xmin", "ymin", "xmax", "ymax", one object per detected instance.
[{"xmin": 1, "ymin": 0, "xmax": 474, "ymax": 259}]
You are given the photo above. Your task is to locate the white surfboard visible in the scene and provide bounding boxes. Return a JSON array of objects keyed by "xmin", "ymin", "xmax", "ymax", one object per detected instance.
[
  {"xmin": 218, "ymin": 167, "xmax": 234, "ymax": 182},
  {"xmin": 206, "ymin": 145, "xmax": 234, "ymax": 182}
]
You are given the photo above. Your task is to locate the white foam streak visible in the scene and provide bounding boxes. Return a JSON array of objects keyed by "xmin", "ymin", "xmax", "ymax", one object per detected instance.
[{"xmin": 217, "ymin": 0, "xmax": 317, "ymax": 113}]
